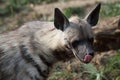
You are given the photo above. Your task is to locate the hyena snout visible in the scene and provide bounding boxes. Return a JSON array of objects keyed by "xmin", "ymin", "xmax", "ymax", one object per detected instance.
[
  {"xmin": 83, "ymin": 45, "xmax": 95, "ymax": 63},
  {"xmin": 83, "ymin": 52, "xmax": 94, "ymax": 63},
  {"xmin": 88, "ymin": 52, "xmax": 94, "ymax": 57},
  {"xmin": 76, "ymin": 44, "xmax": 95, "ymax": 63},
  {"xmin": 88, "ymin": 52, "xmax": 94, "ymax": 56}
]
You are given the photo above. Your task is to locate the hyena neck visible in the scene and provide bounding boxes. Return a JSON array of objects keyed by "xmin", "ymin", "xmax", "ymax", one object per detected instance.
[{"xmin": 33, "ymin": 28, "xmax": 72, "ymax": 63}]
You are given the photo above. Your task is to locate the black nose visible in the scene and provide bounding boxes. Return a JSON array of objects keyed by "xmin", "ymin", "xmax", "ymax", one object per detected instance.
[{"xmin": 89, "ymin": 52, "xmax": 94, "ymax": 56}]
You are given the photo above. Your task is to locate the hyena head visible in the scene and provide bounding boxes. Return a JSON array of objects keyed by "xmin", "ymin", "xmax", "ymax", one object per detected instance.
[{"xmin": 54, "ymin": 3, "xmax": 101, "ymax": 63}]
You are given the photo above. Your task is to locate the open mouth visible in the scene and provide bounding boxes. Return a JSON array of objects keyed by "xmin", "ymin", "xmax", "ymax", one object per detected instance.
[
  {"xmin": 73, "ymin": 52, "xmax": 94, "ymax": 64},
  {"xmin": 69, "ymin": 46, "xmax": 94, "ymax": 63},
  {"xmin": 83, "ymin": 54, "xmax": 93, "ymax": 63}
]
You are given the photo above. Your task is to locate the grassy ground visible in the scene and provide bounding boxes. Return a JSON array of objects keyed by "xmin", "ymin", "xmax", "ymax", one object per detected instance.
[
  {"xmin": 0, "ymin": 0, "xmax": 120, "ymax": 80},
  {"xmin": 48, "ymin": 51, "xmax": 120, "ymax": 80}
]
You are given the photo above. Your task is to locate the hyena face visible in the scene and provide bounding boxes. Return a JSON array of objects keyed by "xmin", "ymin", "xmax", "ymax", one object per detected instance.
[{"xmin": 54, "ymin": 3, "xmax": 101, "ymax": 63}]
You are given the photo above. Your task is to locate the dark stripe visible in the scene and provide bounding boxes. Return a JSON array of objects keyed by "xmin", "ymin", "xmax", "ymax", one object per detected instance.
[
  {"xmin": 53, "ymin": 50, "xmax": 73, "ymax": 61},
  {"xmin": 35, "ymin": 76, "xmax": 41, "ymax": 80},
  {"xmin": 39, "ymin": 55, "xmax": 52, "ymax": 67},
  {"xmin": 0, "ymin": 48, "xmax": 4, "ymax": 58},
  {"xmin": 20, "ymin": 45, "xmax": 47, "ymax": 78}
]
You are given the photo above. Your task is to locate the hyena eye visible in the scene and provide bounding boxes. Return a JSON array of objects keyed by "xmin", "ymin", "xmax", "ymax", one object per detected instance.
[
  {"xmin": 72, "ymin": 40, "xmax": 80, "ymax": 48},
  {"xmin": 88, "ymin": 38, "xmax": 94, "ymax": 43}
]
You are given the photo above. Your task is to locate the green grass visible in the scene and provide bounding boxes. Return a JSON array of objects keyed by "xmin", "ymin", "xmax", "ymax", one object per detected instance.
[
  {"xmin": 1, "ymin": 1, "xmax": 120, "ymax": 18},
  {"xmin": 101, "ymin": 2, "xmax": 120, "ymax": 18},
  {"xmin": 83, "ymin": 51, "xmax": 120, "ymax": 80},
  {"xmin": 64, "ymin": 7, "xmax": 85, "ymax": 18},
  {"xmin": 26, "ymin": 0, "xmax": 59, "ymax": 4},
  {"xmin": 0, "ymin": 0, "xmax": 30, "ymax": 17},
  {"xmin": 48, "ymin": 70, "xmax": 77, "ymax": 80},
  {"xmin": 48, "ymin": 64, "xmax": 78, "ymax": 80},
  {"xmin": 64, "ymin": 2, "xmax": 120, "ymax": 19},
  {"xmin": 103, "ymin": 51, "xmax": 120, "ymax": 80},
  {"xmin": 82, "ymin": 64, "xmax": 107, "ymax": 80},
  {"xmin": 0, "ymin": 0, "xmax": 60, "ymax": 17}
]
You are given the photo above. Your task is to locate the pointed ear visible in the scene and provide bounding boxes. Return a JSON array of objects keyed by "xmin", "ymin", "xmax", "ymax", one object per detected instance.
[
  {"xmin": 85, "ymin": 3, "xmax": 101, "ymax": 26},
  {"xmin": 54, "ymin": 8, "xmax": 69, "ymax": 31}
]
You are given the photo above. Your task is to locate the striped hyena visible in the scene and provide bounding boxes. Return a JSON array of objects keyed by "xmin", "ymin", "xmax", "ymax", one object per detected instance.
[{"xmin": 0, "ymin": 3, "xmax": 101, "ymax": 80}]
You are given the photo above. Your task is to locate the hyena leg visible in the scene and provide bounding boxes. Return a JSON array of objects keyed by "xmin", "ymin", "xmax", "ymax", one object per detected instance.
[
  {"xmin": 17, "ymin": 58, "xmax": 45, "ymax": 80},
  {"xmin": 19, "ymin": 45, "xmax": 47, "ymax": 80}
]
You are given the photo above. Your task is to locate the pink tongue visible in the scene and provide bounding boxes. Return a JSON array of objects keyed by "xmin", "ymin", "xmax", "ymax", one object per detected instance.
[{"xmin": 84, "ymin": 54, "xmax": 93, "ymax": 63}]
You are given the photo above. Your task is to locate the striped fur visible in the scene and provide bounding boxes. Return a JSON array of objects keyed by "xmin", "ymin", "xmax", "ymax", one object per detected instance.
[
  {"xmin": 0, "ymin": 21, "xmax": 74, "ymax": 80},
  {"xmin": 0, "ymin": 4, "xmax": 101, "ymax": 80}
]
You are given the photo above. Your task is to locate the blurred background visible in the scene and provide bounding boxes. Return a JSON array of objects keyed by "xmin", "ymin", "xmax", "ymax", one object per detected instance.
[{"xmin": 0, "ymin": 0, "xmax": 120, "ymax": 80}]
